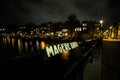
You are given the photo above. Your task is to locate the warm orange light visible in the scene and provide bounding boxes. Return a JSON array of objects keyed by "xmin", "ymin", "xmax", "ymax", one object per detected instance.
[
  {"xmin": 7, "ymin": 38, "xmax": 10, "ymax": 44},
  {"xmin": 18, "ymin": 39, "xmax": 21, "ymax": 54},
  {"xmin": 3, "ymin": 38, "xmax": 7, "ymax": 44},
  {"xmin": 31, "ymin": 47, "xmax": 34, "ymax": 52},
  {"xmin": 12, "ymin": 38, "xmax": 15, "ymax": 48},
  {"xmin": 29, "ymin": 41, "xmax": 34, "ymax": 52},
  {"xmin": 61, "ymin": 50, "xmax": 70, "ymax": 60},
  {"xmin": 41, "ymin": 41, "xmax": 46, "ymax": 49},
  {"xmin": 30, "ymin": 41, "xmax": 33, "ymax": 46}
]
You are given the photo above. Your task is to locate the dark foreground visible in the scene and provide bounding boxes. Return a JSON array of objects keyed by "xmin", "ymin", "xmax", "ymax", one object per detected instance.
[
  {"xmin": 0, "ymin": 38, "xmax": 102, "ymax": 80},
  {"xmin": 102, "ymin": 41, "xmax": 120, "ymax": 80}
]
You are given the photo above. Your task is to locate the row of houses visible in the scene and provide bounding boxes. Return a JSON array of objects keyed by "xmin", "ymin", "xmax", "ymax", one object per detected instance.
[
  {"xmin": 103, "ymin": 22, "xmax": 120, "ymax": 39},
  {"xmin": 0, "ymin": 20, "xmax": 102, "ymax": 40}
]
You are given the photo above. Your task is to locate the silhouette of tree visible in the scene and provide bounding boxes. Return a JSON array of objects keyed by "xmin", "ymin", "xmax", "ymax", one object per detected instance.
[
  {"xmin": 26, "ymin": 22, "xmax": 37, "ymax": 29},
  {"xmin": 6, "ymin": 23, "xmax": 19, "ymax": 33},
  {"xmin": 25, "ymin": 22, "xmax": 37, "ymax": 34},
  {"xmin": 65, "ymin": 14, "xmax": 80, "ymax": 39}
]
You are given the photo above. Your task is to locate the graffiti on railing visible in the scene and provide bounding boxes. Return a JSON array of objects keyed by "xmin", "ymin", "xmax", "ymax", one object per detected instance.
[{"xmin": 45, "ymin": 42, "xmax": 79, "ymax": 57}]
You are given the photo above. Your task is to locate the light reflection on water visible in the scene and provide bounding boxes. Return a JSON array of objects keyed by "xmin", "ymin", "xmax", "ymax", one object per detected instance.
[
  {"xmin": 25, "ymin": 41, "xmax": 28, "ymax": 52},
  {"xmin": 41, "ymin": 41, "xmax": 46, "ymax": 49},
  {"xmin": 7, "ymin": 37, "xmax": 10, "ymax": 45},
  {"xmin": 18, "ymin": 39, "xmax": 22, "ymax": 54},
  {"xmin": 0, "ymin": 38, "xmax": 76, "ymax": 61},
  {"xmin": 1, "ymin": 38, "xmax": 48, "ymax": 56},
  {"xmin": 29, "ymin": 41, "xmax": 34, "ymax": 52},
  {"xmin": 12, "ymin": 38, "xmax": 15, "ymax": 48}
]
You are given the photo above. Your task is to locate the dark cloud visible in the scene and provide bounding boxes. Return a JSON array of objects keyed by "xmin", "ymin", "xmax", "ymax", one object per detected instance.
[
  {"xmin": 107, "ymin": 0, "xmax": 120, "ymax": 21},
  {"xmin": 0, "ymin": 0, "xmax": 120, "ymax": 27},
  {"xmin": 0, "ymin": 0, "xmax": 31, "ymax": 24}
]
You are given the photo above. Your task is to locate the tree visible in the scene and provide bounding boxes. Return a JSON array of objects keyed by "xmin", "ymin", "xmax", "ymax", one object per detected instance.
[
  {"xmin": 25, "ymin": 22, "xmax": 37, "ymax": 34},
  {"xmin": 65, "ymin": 14, "xmax": 80, "ymax": 39},
  {"xmin": 7, "ymin": 23, "xmax": 19, "ymax": 33}
]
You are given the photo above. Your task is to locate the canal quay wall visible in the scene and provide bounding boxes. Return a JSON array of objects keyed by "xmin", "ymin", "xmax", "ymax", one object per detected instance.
[{"xmin": 0, "ymin": 37, "xmax": 102, "ymax": 80}]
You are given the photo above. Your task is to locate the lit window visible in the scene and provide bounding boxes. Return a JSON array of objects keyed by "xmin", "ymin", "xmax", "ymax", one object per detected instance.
[{"xmin": 82, "ymin": 23, "xmax": 87, "ymax": 26}]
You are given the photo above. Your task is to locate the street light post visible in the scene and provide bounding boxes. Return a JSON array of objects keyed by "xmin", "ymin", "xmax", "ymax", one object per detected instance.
[{"xmin": 100, "ymin": 20, "xmax": 103, "ymax": 38}]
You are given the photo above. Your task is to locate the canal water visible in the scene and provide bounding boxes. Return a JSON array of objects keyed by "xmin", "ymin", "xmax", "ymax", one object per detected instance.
[
  {"xmin": 0, "ymin": 38, "xmax": 46, "ymax": 61},
  {"xmin": 0, "ymin": 37, "xmax": 82, "ymax": 61}
]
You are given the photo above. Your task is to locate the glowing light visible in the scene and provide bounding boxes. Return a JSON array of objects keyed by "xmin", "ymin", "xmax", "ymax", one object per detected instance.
[
  {"xmin": 82, "ymin": 23, "xmax": 87, "ymax": 26},
  {"xmin": 30, "ymin": 41, "xmax": 34, "ymax": 52},
  {"xmin": 96, "ymin": 28, "xmax": 99, "ymax": 30},
  {"xmin": 7, "ymin": 38, "xmax": 10, "ymax": 44},
  {"xmin": 30, "ymin": 41, "xmax": 32, "ymax": 46},
  {"xmin": 18, "ymin": 39, "xmax": 21, "ymax": 54},
  {"xmin": 12, "ymin": 38, "xmax": 15, "ymax": 48},
  {"xmin": 110, "ymin": 26, "xmax": 112, "ymax": 29},
  {"xmin": 83, "ymin": 27, "xmax": 87, "ymax": 30},
  {"xmin": 50, "ymin": 32, "xmax": 54, "ymax": 35},
  {"xmin": 62, "ymin": 29, "xmax": 67, "ymax": 32},
  {"xmin": 61, "ymin": 50, "xmax": 70, "ymax": 60},
  {"xmin": 41, "ymin": 41, "xmax": 46, "ymax": 49},
  {"xmin": 65, "ymin": 33, "xmax": 68, "ymax": 36},
  {"xmin": 46, "ymin": 42, "xmax": 78, "ymax": 57},
  {"xmin": 100, "ymin": 20, "xmax": 103, "ymax": 24},
  {"xmin": 75, "ymin": 27, "xmax": 81, "ymax": 31}
]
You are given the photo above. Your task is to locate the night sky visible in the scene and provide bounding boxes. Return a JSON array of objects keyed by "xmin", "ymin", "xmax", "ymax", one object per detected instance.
[{"xmin": 0, "ymin": 0, "xmax": 120, "ymax": 27}]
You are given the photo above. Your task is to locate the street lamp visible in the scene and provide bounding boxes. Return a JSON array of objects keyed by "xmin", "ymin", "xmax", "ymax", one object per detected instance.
[
  {"xmin": 99, "ymin": 20, "xmax": 103, "ymax": 38},
  {"xmin": 100, "ymin": 20, "xmax": 103, "ymax": 27}
]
